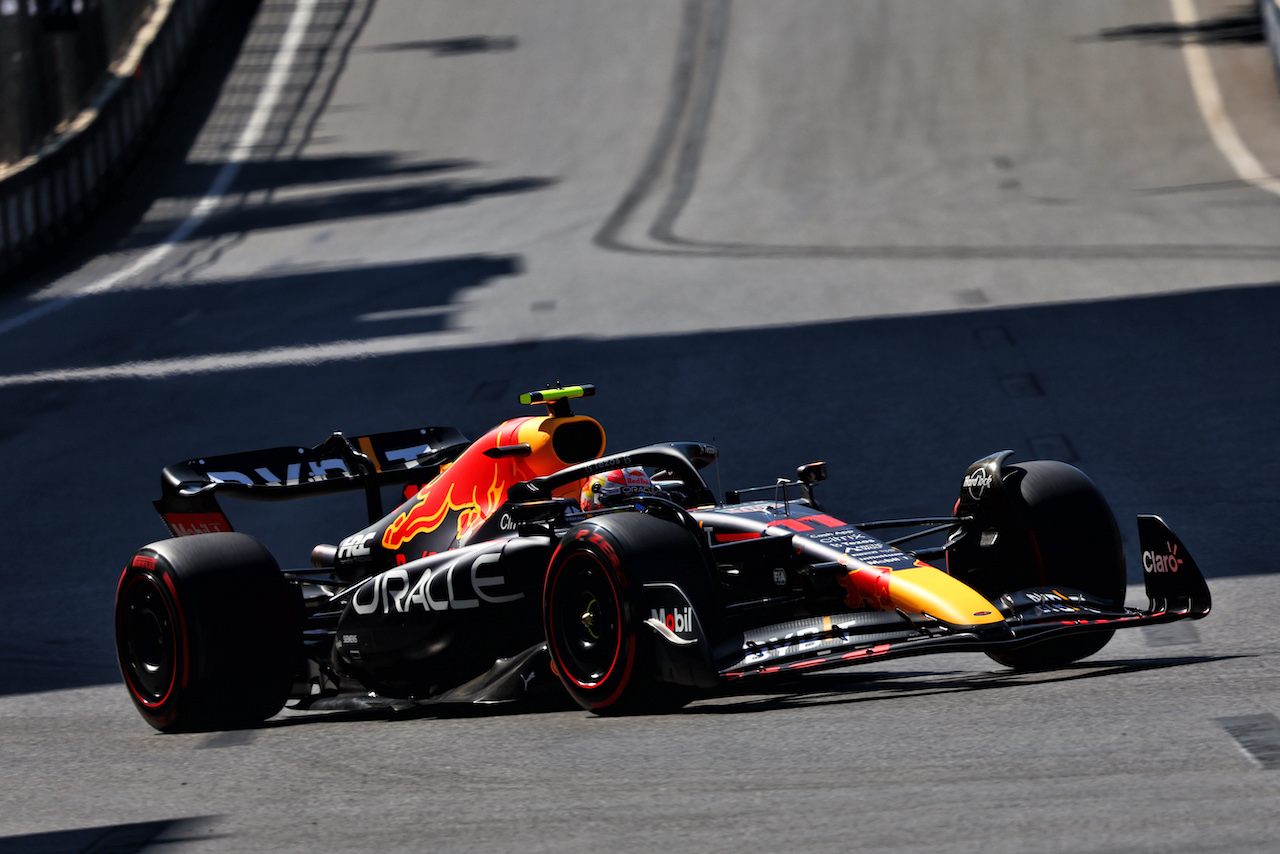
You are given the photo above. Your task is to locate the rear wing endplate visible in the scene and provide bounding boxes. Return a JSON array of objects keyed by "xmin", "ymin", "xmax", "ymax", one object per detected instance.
[{"xmin": 154, "ymin": 426, "xmax": 470, "ymax": 537}]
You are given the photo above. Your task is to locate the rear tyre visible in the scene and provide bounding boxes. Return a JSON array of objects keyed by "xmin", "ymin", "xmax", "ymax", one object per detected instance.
[
  {"xmin": 115, "ymin": 533, "xmax": 300, "ymax": 732},
  {"xmin": 960, "ymin": 461, "xmax": 1126, "ymax": 670},
  {"xmin": 543, "ymin": 514, "xmax": 708, "ymax": 714}
]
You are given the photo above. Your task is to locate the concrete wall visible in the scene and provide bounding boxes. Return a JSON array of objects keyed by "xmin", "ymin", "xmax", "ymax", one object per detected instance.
[{"xmin": 0, "ymin": 0, "xmax": 215, "ymax": 283}]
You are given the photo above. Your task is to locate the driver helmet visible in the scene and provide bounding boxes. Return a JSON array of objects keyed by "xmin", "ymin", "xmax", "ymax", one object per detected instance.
[{"xmin": 580, "ymin": 467, "xmax": 659, "ymax": 511}]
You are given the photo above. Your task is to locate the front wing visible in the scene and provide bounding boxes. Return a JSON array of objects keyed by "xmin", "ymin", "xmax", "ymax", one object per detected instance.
[{"xmin": 714, "ymin": 514, "xmax": 1211, "ymax": 680}]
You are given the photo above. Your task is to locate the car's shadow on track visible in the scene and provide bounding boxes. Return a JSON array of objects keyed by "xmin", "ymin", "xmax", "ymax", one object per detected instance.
[
  {"xmin": 680, "ymin": 654, "xmax": 1241, "ymax": 716},
  {"xmin": 247, "ymin": 654, "xmax": 1241, "ymax": 729},
  {"xmin": 259, "ymin": 692, "xmax": 581, "ymax": 729}
]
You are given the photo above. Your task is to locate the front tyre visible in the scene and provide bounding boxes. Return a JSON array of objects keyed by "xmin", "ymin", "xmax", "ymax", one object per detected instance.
[
  {"xmin": 115, "ymin": 533, "xmax": 301, "ymax": 732},
  {"xmin": 954, "ymin": 461, "xmax": 1126, "ymax": 670},
  {"xmin": 543, "ymin": 514, "xmax": 708, "ymax": 714}
]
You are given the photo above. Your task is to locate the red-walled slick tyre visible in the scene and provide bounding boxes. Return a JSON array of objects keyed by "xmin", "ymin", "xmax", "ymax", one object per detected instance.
[
  {"xmin": 115, "ymin": 532, "xmax": 301, "ymax": 732},
  {"xmin": 543, "ymin": 514, "xmax": 708, "ymax": 714}
]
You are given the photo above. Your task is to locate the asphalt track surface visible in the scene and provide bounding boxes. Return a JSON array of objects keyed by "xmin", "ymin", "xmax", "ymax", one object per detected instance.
[{"xmin": 3, "ymin": 0, "xmax": 1280, "ymax": 851}]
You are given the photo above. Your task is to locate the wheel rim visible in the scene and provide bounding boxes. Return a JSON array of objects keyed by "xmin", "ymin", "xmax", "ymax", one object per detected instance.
[
  {"xmin": 549, "ymin": 551, "xmax": 623, "ymax": 689},
  {"xmin": 117, "ymin": 575, "xmax": 179, "ymax": 707}
]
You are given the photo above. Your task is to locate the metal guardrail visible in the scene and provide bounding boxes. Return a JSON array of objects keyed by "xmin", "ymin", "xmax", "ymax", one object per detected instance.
[
  {"xmin": 0, "ymin": 0, "xmax": 214, "ymax": 285},
  {"xmin": 1264, "ymin": 0, "xmax": 1280, "ymax": 90}
]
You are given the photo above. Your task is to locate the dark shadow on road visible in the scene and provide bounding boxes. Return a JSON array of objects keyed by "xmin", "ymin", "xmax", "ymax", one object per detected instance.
[
  {"xmin": 159, "ymin": 155, "xmax": 480, "ymax": 199},
  {"xmin": 1095, "ymin": 3, "xmax": 1264, "ymax": 46},
  {"xmin": 203, "ymin": 655, "xmax": 1240, "ymax": 729},
  {"xmin": 118, "ymin": 176, "xmax": 556, "ymax": 249},
  {"xmin": 0, "ymin": 817, "xmax": 223, "ymax": 854},
  {"xmin": 683, "ymin": 655, "xmax": 1238, "ymax": 716},
  {"xmin": 256, "ymin": 692, "xmax": 580, "ymax": 729},
  {"xmin": 362, "ymin": 35, "xmax": 519, "ymax": 55}
]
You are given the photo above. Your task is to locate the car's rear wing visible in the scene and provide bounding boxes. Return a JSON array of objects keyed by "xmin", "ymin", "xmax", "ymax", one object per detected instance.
[{"xmin": 153, "ymin": 427, "xmax": 470, "ymax": 537}]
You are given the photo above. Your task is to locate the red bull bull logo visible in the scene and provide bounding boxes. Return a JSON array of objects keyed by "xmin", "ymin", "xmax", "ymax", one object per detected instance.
[
  {"xmin": 382, "ymin": 467, "xmax": 509, "ymax": 551},
  {"xmin": 838, "ymin": 560, "xmax": 894, "ymax": 611}
]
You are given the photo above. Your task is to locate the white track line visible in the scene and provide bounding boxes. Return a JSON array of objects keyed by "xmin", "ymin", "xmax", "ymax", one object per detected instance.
[
  {"xmin": 0, "ymin": 0, "xmax": 319, "ymax": 335},
  {"xmin": 1170, "ymin": 0, "xmax": 1280, "ymax": 197},
  {"xmin": 0, "ymin": 331, "xmax": 471, "ymax": 388}
]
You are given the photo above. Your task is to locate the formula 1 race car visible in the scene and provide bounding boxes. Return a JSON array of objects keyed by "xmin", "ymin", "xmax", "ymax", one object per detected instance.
[{"xmin": 114, "ymin": 384, "xmax": 1211, "ymax": 731}]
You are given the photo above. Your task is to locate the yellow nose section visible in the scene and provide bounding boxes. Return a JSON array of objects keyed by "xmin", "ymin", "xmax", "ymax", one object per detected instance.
[{"xmin": 840, "ymin": 562, "xmax": 1005, "ymax": 628}]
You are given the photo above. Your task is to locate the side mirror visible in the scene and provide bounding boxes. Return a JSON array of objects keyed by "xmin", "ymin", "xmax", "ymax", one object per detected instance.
[
  {"xmin": 797, "ymin": 461, "xmax": 827, "ymax": 485},
  {"xmin": 797, "ymin": 461, "xmax": 827, "ymax": 511}
]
